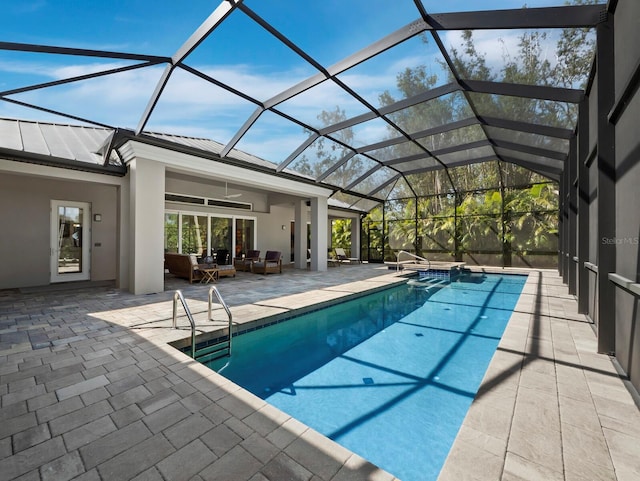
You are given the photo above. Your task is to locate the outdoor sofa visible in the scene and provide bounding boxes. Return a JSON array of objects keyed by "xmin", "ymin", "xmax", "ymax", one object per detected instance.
[{"xmin": 165, "ymin": 252, "xmax": 236, "ymax": 283}]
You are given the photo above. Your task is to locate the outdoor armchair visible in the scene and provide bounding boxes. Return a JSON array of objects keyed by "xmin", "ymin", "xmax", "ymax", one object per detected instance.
[
  {"xmin": 251, "ymin": 250, "xmax": 282, "ymax": 274},
  {"xmin": 234, "ymin": 249, "xmax": 261, "ymax": 272}
]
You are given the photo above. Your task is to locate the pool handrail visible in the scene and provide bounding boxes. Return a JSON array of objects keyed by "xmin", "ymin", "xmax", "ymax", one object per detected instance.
[
  {"xmin": 395, "ymin": 250, "xmax": 431, "ymax": 272},
  {"xmin": 208, "ymin": 285, "xmax": 233, "ymax": 355},
  {"xmin": 172, "ymin": 290, "xmax": 196, "ymax": 359}
]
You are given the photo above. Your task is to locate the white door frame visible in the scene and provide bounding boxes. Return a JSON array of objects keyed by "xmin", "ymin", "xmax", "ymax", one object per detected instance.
[{"xmin": 51, "ymin": 200, "xmax": 91, "ymax": 283}]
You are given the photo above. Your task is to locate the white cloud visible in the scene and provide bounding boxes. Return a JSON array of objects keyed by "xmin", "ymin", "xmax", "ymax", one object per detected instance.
[
  {"xmin": 441, "ymin": 29, "xmax": 560, "ymax": 78},
  {"xmin": 352, "ymin": 122, "xmax": 393, "ymax": 148},
  {"xmin": 1, "ymin": 51, "xmax": 446, "ymax": 160},
  {"xmin": 236, "ymin": 131, "xmax": 310, "ymax": 164},
  {"xmin": 442, "ymin": 30, "xmax": 519, "ymax": 75},
  {"xmin": 51, "ymin": 62, "xmax": 135, "ymax": 80}
]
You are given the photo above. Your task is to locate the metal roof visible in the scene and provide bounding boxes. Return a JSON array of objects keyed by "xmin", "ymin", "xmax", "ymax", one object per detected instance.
[{"xmin": 0, "ymin": 1, "xmax": 608, "ymax": 208}]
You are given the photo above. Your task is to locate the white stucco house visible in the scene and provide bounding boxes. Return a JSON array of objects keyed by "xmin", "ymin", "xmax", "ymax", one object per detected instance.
[{"xmin": 0, "ymin": 119, "xmax": 363, "ymax": 294}]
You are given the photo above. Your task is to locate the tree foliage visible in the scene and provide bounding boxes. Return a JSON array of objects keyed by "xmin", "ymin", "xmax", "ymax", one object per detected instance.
[
  {"xmin": 288, "ymin": 106, "xmax": 367, "ymax": 189},
  {"xmin": 315, "ymin": 2, "xmax": 594, "ymax": 266}
]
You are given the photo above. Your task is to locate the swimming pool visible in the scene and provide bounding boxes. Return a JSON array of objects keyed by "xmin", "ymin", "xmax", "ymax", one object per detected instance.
[{"xmin": 207, "ymin": 272, "xmax": 526, "ymax": 481}]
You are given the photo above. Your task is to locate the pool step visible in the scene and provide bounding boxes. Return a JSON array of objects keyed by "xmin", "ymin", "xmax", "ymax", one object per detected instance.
[
  {"xmin": 195, "ymin": 339, "xmax": 231, "ymax": 363},
  {"xmin": 407, "ymin": 277, "xmax": 449, "ymax": 294}
]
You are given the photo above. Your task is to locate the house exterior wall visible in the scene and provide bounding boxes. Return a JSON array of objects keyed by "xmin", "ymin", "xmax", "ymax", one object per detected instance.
[
  {"xmin": 165, "ymin": 177, "xmax": 299, "ymax": 262},
  {"xmin": 163, "ymin": 196, "xmax": 315, "ymax": 267},
  {"xmin": 0, "ymin": 159, "xmax": 331, "ymax": 293},
  {"xmin": 166, "ymin": 175, "xmax": 270, "ymax": 213},
  {"xmin": 0, "ymin": 170, "xmax": 120, "ymax": 289},
  {"xmin": 259, "ymin": 204, "xmax": 297, "ymax": 259}
]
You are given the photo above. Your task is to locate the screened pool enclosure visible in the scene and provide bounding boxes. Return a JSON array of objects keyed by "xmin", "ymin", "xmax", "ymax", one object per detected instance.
[{"xmin": 0, "ymin": 2, "xmax": 603, "ymax": 272}]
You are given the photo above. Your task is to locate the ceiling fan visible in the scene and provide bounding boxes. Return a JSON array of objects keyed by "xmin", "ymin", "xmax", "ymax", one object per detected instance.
[{"xmin": 224, "ymin": 182, "xmax": 242, "ymax": 199}]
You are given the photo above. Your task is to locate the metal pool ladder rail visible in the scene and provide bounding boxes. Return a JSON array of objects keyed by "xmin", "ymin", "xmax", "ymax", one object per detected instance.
[
  {"xmin": 395, "ymin": 250, "xmax": 431, "ymax": 272},
  {"xmin": 172, "ymin": 287, "xmax": 233, "ymax": 362},
  {"xmin": 172, "ymin": 290, "xmax": 197, "ymax": 359},
  {"xmin": 199, "ymin": 286, "xmax": 234, "ymax": 363}
]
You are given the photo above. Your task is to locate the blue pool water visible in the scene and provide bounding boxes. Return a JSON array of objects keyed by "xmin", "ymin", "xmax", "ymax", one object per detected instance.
[{"xmin": 207, "ymin": 272, "xmax": 526, "ymax": 481}]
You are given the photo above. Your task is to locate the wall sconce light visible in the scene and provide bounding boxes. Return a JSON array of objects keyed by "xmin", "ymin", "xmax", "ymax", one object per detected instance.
[{"xmin": 281, "ymin": 225, "xmax": 286, "ymax": 230}]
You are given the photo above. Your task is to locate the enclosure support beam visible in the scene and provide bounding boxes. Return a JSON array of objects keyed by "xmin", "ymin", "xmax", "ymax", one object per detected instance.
[
  {"xmin": 500, "ymin": 184, "xmax": 511, "ymax": 268},
  {"xmin": 382, "ymin": 203, "xmax": 387, "ymax": 262},
  {"xmin": 595, "ymin": 18, "xmax": 616, "ymax": 354},
  {"xmin": 454, "ymin": 193, "xmax": 462, "ymax": 262},
  {"xmin": 424, "ymin": 5, "xmax": 606, "ymax": 31},
  {"xmin": 568, "ymin": 136, "xmax": 578, "ymax": 295},
  {"xmin": 577, "ymin": 99, "xmax": 591, "ymax": 314},
  {"xmin": 564, "ymin": 170, "xmax": 571, "ymax": 282},
  {"xmin": 559, "ymin": 172, "xmax": 567, "ymax": 280},
  {"xmin": 414, "ymin": 198, "xmax": 420, "ymax": 257}
]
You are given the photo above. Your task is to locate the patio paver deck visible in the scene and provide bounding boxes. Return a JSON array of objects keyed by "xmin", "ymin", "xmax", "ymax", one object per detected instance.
[{"xmin": 1, "ymin": 265, "xmax": 639, "ymax": 480}]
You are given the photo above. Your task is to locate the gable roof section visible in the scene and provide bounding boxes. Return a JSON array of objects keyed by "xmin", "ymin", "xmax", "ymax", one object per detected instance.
[{"xmin": 0, "ymin": 118, "xmax": 124, "ymax": 175}]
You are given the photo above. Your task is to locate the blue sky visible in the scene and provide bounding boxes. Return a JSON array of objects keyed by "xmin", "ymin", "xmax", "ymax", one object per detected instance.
[{"xmin": 0, "ymin": 0, "xmax": 594, "ymax": 163}]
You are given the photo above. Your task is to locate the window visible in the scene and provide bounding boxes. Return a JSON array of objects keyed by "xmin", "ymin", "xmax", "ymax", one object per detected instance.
[
  {"xmin": 164, "ymin": 211, "xmax": 256, "ymax": 258},
  {"xmin": 164, "ymin": 213, "xmax": 179, "ymax": 253},
  {"xmin": 181, "ymin": 214, "xmax": 207, "ymax": 255}
]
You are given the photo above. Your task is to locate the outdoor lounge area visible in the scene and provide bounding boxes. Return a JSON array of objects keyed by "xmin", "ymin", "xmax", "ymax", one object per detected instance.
[
  {"xmin": 0, "ymin": 0, "xmax": 639, "ymax": 480},
  {"xmin": 164, "ymin": 252, "xmax": 236, "ymax": 284}
]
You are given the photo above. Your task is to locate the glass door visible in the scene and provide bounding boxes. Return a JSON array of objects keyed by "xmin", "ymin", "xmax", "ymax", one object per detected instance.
[
  {"xmin": 51, "ymin": 200, "xmax": 91, "ymax": 282},
  {"xmin": 180, "ymin": 214, "xmax": 207, "ymax": 255},
  {"xmin": 234, "ymin": 218, "xmax": 255, "ymax": 259},
  {"xmin": 210, "ymin": 216, "xmax": 232, "ymax": 264}
]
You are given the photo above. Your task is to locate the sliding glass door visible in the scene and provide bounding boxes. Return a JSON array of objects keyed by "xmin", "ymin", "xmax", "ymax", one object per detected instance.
[
  {"xmin": 164, "ymin": 213, "xmax": 179, "ymax": 253},
  {"xmin": 181, "ymin": 214, "xmax": 207, "ymax": 255},
  {"xmin": 235, "ymin": 218, "xmax": 255, "ymax": 258},
  {"xmin": 164, "ymin": 211, "xmax": 256, "ymax": 262},
  {"xmin": 210, "ymin": 217, "xmax": 232, "ymax": 253}
]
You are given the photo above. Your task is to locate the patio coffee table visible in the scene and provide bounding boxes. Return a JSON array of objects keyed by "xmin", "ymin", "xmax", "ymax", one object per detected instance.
[{"xmin": 199, "ymin": 267, "xmax": 219, "ymax": 284}]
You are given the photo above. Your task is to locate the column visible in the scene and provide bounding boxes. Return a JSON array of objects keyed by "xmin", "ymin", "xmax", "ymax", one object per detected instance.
[
  {"xmin": 294, "ymin": 199, "xmax": 307, "ymax": 269},
  {"xmin": 351, "ymin": 216, "xmax": 361, "ymax": 261},
  {"xmin": 129, "ymin": 157, "xmax": 165, "ymax": 295},
  {"xmin": 117, "ymin": 184, "xmax": 129, "ymax": 290},
  {"xmin": 310, "ymin": 196, "xmax": 328, "ymax": 271}
]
